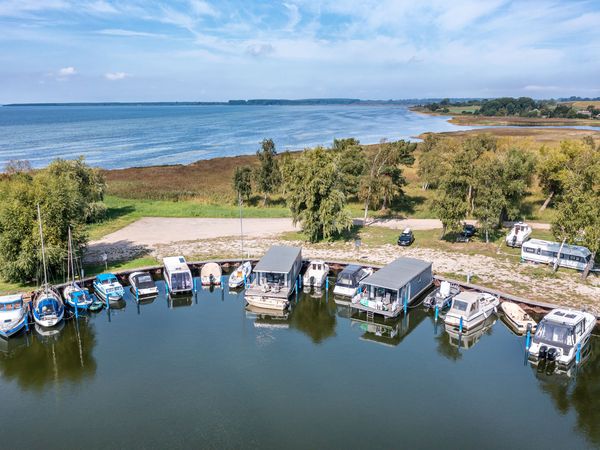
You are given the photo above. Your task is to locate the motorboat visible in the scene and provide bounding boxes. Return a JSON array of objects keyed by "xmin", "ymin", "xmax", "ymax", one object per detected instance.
[
  {"xmin": 0, "ymin": 294, "xmax": 28, "ymax": 338},
  {"xmin": 32, "ymin": 204, "xmax": 64, "ymax": 328},
  {"xmin": 505, "ymin": 222, "xmax": 532, "ymax": 247},
  {"xmin": 62, "ymin": 226, "xmax": 93, "ymax": 310},
  {"xmin": 201, "ymin": 262, "xmax": 222, "ymax": 286},
  {"xmin": 423, "ymin": 281, "xmax": 460, "ymax": 310},
  {"xmin": 302, "ymin": 260, "xmax": 330, "ymax": 288},
  {"xmin": 228, "ymin": 261, "xmax": 252, "ymax": 289},
  {"xmin": 163, "ymin": 256, "xmax": 193, "ymax": 294},
  {"xmin": 93, "ymin": 273, "xmax": 125, "ymax": 304},
  {"xmin": 332, "ymin": 265, "xmax": 373, "ymax": 300},
  {"xmin": 128, "ymin": 271, "xmax": 159, "ymax": 298},
  {"xmin": 444, "ymin": 291, "xmax": 499, "ymax": 331},
  {"xmin": 528, "ymin": 308, "xmax": 596, "ymax": 367},
  {"xmin": 500, "ymin": 301, "xmax": 537, "ymax": 335}
]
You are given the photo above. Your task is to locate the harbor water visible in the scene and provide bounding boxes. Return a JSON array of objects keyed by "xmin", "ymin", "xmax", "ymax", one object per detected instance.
[{"xmin": 0, "ymin": 282, "xmax": 598, "ymax": 449}]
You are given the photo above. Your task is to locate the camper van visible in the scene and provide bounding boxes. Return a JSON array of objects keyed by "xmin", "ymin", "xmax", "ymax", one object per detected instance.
[
  {"xmin": 521, "ymin": 239, "xmax": 593, "ymax": 271},
  {"xmin": 163, "ymin": 256, "xmax": 193, "ymax": 294}
]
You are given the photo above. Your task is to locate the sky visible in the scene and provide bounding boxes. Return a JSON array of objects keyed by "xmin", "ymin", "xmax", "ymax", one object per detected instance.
[{"xmin": 1, "ymin": 0, "xmax": 599, "ymax": 103}]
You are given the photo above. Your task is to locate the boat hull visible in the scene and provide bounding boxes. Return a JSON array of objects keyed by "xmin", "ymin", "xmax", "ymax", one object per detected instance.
[
  {"xmin": 0, "ymin": 316, "xmax": 27, "ymax": 338},
  {"xmin": 245, "ymin": 295, "xmax": 289, "ymax": 311},
  {"xmin": 445, "ymin": 306, "xmax": 497, "ymax": 330}
]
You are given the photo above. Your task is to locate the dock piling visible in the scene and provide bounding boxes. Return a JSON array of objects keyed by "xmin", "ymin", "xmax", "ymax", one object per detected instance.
[
  {"xmin": 525, "ymin": 324, "xmax": 531, "ymax": 350},
  {"xmin": 576, "ymin": 343, "xmax": 581, "ymax": 365},
  {"xmin": 459, "ymin": 316, "xmax": 463, "ymax": 334},
  {"xmin": 434, "ymin": 305, "xmax": 439, "ymax": 322}
]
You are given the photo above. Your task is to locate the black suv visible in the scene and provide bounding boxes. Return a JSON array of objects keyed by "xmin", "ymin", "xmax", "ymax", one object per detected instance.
[
  {"xmin": 397, "ymin": 229, "xmax": 415, "ymax": 246},
  {"xmin": 456, "ymin": 223, "xmax": 477, "ymax": 242}
]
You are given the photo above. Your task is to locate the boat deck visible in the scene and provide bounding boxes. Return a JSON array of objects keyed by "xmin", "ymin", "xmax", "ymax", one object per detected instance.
[
  {"xmin": 350, "ymin": 301, "xmax": 402, "ymax": 318},
  {"xmin": 245, "ymin": 285, "xmax": 292, "ymax": 299}
]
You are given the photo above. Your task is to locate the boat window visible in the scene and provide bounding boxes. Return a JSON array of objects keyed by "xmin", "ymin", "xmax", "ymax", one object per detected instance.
[
  {"xmin": 535, "ymin": 321, "xmax": 575, "ymax": 346},
  {"xmin": 451, "ymin": 300, "xmax": 469, "ymax": 312},
  {"xmin": 137, "ymin": 275, "xmax": 153, "ymax": 283},
  {"xmin": 575, "ymin": 321, "xmax": 583, "ymax": 336},
  {"xmin": 171, "ymin": 272, "xmax": 192, "ymax": 290},
  {"xmin": 470, "ymin": 303, "xmax": 478, "ymax": 314}
]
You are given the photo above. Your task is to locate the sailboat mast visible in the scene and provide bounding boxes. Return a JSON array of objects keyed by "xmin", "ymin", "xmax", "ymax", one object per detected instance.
[
  {"xmin": 68, "ymin": 226, "xmax": 75, "ymax": 284},
  {"xmin": 37, "ymin": 204, "xmax": 49, "ymax": 291},
  {"xmin": 239, "ymin": 193, "xmax": 244, "ymax": 261}
]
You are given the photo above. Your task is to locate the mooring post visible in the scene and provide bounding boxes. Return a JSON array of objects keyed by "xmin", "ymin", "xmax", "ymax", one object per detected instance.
[
  {"xmin": 243, "ymin": 273, "xmax": 247, "ymax": 289},
  {"xmin": 434, "ymin": 305, "xmax": 439, "ymax": 322},
  {"xmin": 193, "ymin": 277, "xmax": 197, "ymax": 294},
  {"xmin": 576, "ymin": 343, "xmax": 581, "ymax": 365},
  {"xmin": 525, "ymin": 324, "xmax": 531, "ymax": 350},
  {"xmin": 325, "ymin": 277, "xmax": 329, "ymax": 290},
  {"xmin": 74, "ymin": 294, "xmax": 78, "ymax": 320},
  {"xmin": 459, "ymin": 316, "xmax": 463, "ymax": 334},
  {"xmin": 403, "ymin": 296, "xmax": 408, "ymax": 316},
  {"xmin": 136, "ymin": 287, "xmax": 139, "ymax": 303},
  {"xmin": 221, "ymin": 275, "xmax": 225, "ymax": 289},
  {"xmin": 106, "ymin": 294, "xmax": 111, "ymax": 311},
  {"xmin": 24, "ymin": 305, "xmax": 29, "ymax": 332}
]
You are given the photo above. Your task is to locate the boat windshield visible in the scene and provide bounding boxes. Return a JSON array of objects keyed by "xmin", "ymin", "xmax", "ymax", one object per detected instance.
[
  {"xmin": 171, "ymin": 272, "xmax": 192, "ymax": 290},
  {"xmin": 451, "ymin": 300, "xmax": 469, "ymax": 312},
  {"xmin": 102, "ymin": 277, "xmax": 117, "ymax": 285},
  {"xmin": 535, "ymin": 321, "xmax": 575, "ymax": 346},
  {"xmin": 0, "ymin": 301, "xmax": 22, "ymax": 311},
  {"xmin": 336, "ymin": 273, "xmax": 356, "ymax": 287}
]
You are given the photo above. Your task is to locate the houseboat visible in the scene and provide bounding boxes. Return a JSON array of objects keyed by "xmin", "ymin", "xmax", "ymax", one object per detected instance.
[
  {"xmin": 163, "ymin": 256, "xmax": 193, "ymax": 294},
  {"xmin": 505, "ymin": 222, "xmax": 532, "ymax": 247},
  {"xmin": 521, "ymin": 239, "xmax": 594, "ymax": 271},
  {"xmin": 0, "ymin": 294, "xmax": 28, "ymax": 339},
  {"xmin": 528, "ymin": 308, "xmax": 596, "ymax": 367},
  {"xmin": 350, "ymin": 257, "xmax": 433, "ymax": 318},
  {"xmin": 302, "ymin": 260, "xmax": 330, "ymax": 288},
  {"xmin": 244, "ymin": 246, "xmax": 302, "ymax": 310},
  {"xmin": 333, "ymin": 265, "xmax": 373, "ymax": 301},
  {"xmin": 444, "ymin": 291, "xmax": 499, "ymax": 330},
  {"xmin": 128, "ymin": 271, "xmax": 159, "ymax": 298}
]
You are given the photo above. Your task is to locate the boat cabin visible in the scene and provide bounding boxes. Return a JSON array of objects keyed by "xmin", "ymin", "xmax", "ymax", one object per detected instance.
[
  {"xmin": 521, "ymin": 239, "xmax": 593, "ymax": 271},
  {"xmin": 163, "ymin": 256, "xmax": 193, "ymax": 293},
  {"xmin": 247, "ymin": 246, "xmax": 302, "ymax": 298},
  {"xmin": 352, "ymin": 257, "xmax": 432, "ymax": 318},
  {"xmin": 0, "ymin": 294, "xmax": 23, "ymax": 311},
  {"xmin": 534, "ymin": 309, "xmax": 590, "ymax": 349}
]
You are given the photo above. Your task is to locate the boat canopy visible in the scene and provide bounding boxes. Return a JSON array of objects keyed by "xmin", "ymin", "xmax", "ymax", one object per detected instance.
[
  {"xmin": 336, "ymin": 265, "xmax": 365, "ymax": 286},
  {"xmin": 360, "ymin": 257, "xmax": 431, "ymax": 291},
  {"xmin": 254, "ymin": 246, "xmax": 302, "ymax": 274},
  {"xmin": 163, "ymin": 256, "xmax": 190, "ymax": 273},
  {"xmin": 201, "ymin": 262, "xmax": 222, "ymax": 278},
  {"xmin": 0, "ymin": 294, "xmax": 23, "ymax": 304},
  {"xmin": 96, "ymin": 273, "xmax": 118, "ymax": 283}
]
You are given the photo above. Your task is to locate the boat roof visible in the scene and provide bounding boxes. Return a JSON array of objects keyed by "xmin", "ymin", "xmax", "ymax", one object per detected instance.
[
  {"xmin": 360, "ymin": 257, "xmax": 431, "ymax": 291},
  {"xmin": 163, "ymin": 256, "xmax": 190, "ymax": 272},
  {"xmin": 452, "ymin": 291, "xmax": 482, "ymax": 304},
  {"xmin": 543, "ymin": 308, "xmax": 587, "ymax": 326},
  {"xmin": 201, "ymin": 262, "xmax": 222, "ymax": 276},
  {"xmin": 523, "ymin": 239, "xmax": 591, "ymax": 255},
  {"xmin": 254, "ymin": 246, "xmax": 302, "ymax": 274},
  {"xmin": 0, "ymin": 294, "xmax": 22, "ymax": 303},
  {"xmin": 340, "ymin": 264, "xmax": 364, "ymax": 275},
  {"xmin": 96, "ymin": 273, "xmax": 117, "ymax": 281}
]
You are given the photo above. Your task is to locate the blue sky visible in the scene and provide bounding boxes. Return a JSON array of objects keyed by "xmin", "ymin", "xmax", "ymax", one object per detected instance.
[{"xmin": 1, "ymin": 0, "xmax": 599, "ymax": 102}]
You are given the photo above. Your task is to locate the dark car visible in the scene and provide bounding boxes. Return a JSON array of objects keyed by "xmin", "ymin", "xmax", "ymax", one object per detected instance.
[
  {"xmin": 456, "ymin": 223, "xmax": 477, "ymax": 242},
  {"xmin": 397, "ymin": 228, "xmax": 415, "ymax": 246}
]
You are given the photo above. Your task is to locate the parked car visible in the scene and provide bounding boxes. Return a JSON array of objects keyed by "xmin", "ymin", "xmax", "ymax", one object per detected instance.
[
  {"xmin": 457, "ymin": 223, "xmax": 477, "ymax": 242},
  {"xmin": 397, "ymin": 228, "xmax": 415, "ymax": 246}
]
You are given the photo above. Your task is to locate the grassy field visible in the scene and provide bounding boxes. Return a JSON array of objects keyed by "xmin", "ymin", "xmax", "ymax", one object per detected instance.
[{"xmin": 569, "ymin": 100, "xmax": 600, "ymax": 110}]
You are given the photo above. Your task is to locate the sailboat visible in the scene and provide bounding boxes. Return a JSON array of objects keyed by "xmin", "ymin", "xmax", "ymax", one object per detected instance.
[
  {"xmin": 62, "ymin": 226, "xmax": 94, "ymax": 310},
  {"xmin": 228, "ymin": 194, "xmax": 253, "ymax": 289},
  {"xmin": 32, "ymin": 205, "xmax": 65, "ymax": 328}
]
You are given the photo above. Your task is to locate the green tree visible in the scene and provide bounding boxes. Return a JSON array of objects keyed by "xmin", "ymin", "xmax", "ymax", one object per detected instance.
[
  {"xmin": 497, "ymin": 147, "xmax": 536, "ymax": 221},
  {"xmin": 432, "ymin": 192, "xmax": 468, "ymax": 238},
  {"xmin": 255, "ymin": 138, "xmax": 281, "ymax": 205},
  {"xmin": 537, "ymin": 142, "xmax": 584, "ymax": 211},
  {"xmin": 232, "ymin": 166, "xmax": 252, "ymax": 203},
  {"xmin": 332, "ymin": 138, "xmax": 366, "ymax": 198},
  {"xmin": 284, "ymin": 147, "xmax": 351, "ymax": 242},
  {"xmin": 472, "ymin": 155, "xmax": 505, "ymax": 242}
]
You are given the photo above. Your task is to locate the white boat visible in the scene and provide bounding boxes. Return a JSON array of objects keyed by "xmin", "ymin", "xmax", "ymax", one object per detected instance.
[
  {"xmin": 62, "ymin": 227, "xmax": 93, "ymax": 310},
  {"xmin": 93, "ymin": 273, "xmax": 125, "ymax": 303},
  {"xmin": 128, "ymin": 271, "xmax": 159, "ymax": 298},
  {"xmin": 302, "ymin": 260, "xmax": 330, "ymax": 287},
  {"xmin": 0, "ymin": 294, "xmax": 28, "ymax": 338},
  {"xmin": 528, "ymin": 308, "xmax": 596, "ymax": 367},
  {"xmin": 245, "ymin": 284, "xmax": 290, "ymax": 311},
  {"xmin": 201, "ymin": 262, "xmax": 222, "ymax": 286},
  {"xmin": 444, "ymin": 291, "xmax": 499, "ymax": 331},
  {"xmin": 163, "ymin": 256, "xmax": 193, "ymax": 294},
  {"xmin": 500, "ymin": 301, "xmax": 537, "ymax": 335},
  {"xmin": 228, "ymin": 261, "xmax": 252, "ymax": 289},
  {"xmin": 505, "ymin": 222, "xmax": 532, "ymax": 247},
  {"xmin": 423, "ymin": 281, "xmax": 460, "ymax": 310},
  {"xmin": 32, "ymin": 204, "xmax": 64, "ymax": 328},
  {"xmin": 333, "ymin": 265, "xmax": 373, "ymax": 299}
]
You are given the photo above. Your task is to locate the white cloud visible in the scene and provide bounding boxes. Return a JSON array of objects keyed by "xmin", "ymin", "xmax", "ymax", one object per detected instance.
[
  {"xmin": 86, "ymin": 1, "xmax": 118, "ymax": 14},
  {"xmin": 283, "ymin": 3, "xmax": 301, "ymax": 31},
  {"xmin": 58, "ymin": 66, "xmax": 76, "ymax": 76},
  {"xmin": 105, "ymin": 72, "xmax": 129, "ymax": 80},
  {"xmin": 189, "ymin": 0, "xmax": 218, "ymax": 17},
  {"xmin": 98, "ymin": 28, "xmax": 166, "ymax": 38}
]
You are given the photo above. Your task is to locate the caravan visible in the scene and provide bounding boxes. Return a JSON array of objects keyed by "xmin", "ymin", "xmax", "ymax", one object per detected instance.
[{"xmin": 521, "ymin": 239, "xmax": 593, "ymax": 271}]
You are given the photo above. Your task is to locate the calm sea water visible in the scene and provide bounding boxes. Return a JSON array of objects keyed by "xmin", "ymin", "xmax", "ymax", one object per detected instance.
[
  {"xmin": 0, "ymin": 105, "xmax": 474, "ymax": 169},
  {"xmin": 1, "ymin": 280, "xmax": 598, "ymax": 449}
]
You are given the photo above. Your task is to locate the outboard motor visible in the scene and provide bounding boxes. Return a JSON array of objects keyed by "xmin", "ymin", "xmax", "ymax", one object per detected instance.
[
  {"xmin": 538, "ymin": 345, "xmax": 548, "ymax": 360},
  {"xmin": 546, "ymin": 347, "xmax": 558, "ymax": 363}
]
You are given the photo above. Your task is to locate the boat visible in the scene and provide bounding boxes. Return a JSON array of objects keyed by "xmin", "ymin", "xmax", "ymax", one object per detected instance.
[
  {"xmin": 31, "ymin": 205, "xmax": 65, "ymax": 328},
  {"xmin": 163, "ymin": 256, "xmax": 193, "ymax": 294},
  {"xmin": 228, "ymin": 261, "xmax": 252, "ymax": 289},
  {"xmin": 500, "ymin": 301, "xmax": 537, "ymax": 335},
  {"xmin": 333, "ymin": 265, "xmax": 373, "ymax": 300},
  {"xmin": 351, "ymin": 257, "xmax": 433, "ymax": 318},
  {"xmin": 89, "ymin": 298, "xmax": 104, "ymax": 312},
  {"xmin": 302, "ymin": 260, "xmax": 330, "ymax": 287},
  {"xmin": 528, "ymin": 308, "xmax": 596, "ymax": 367},
  {"xmin": 93, "ymin": 273, "xmax": 125, "ymax": 304},
  {"xmin": 0, "ymin": 294, "xmax": 28, "ymax": 338},
  {"xmin": 444, "ymin": 291, "xmax": 499, "ymax": 331},
  {"xmin": 62, "ymin": 227, "xmax": 94, "ymax": 310},
  {"xmin": 423, "ymin": 280, "xmax": 460, "ymax": 310},
  {"xmin": 245, "ymin": 246, "xmax": 303, "ymax": 310},
  {"xmin": 128, "ymin": 271, "xmax": 159, "ymax": 298},
  {"xmin": 201, "ymin": 262, "xmax": 222, "ymax": 286},
  {"xmin": 505, "ymin": 222, "xmax": 532, "ymax": 247}
]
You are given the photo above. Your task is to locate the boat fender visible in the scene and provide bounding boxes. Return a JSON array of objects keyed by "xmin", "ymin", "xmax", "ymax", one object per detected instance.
[
  {"xmin": 546, "ymin": 347, "xmax": 558, "ymax": 362},
  {"xmin": 539, "ymin": 345, "xmax": 548, "ymax": 360}
]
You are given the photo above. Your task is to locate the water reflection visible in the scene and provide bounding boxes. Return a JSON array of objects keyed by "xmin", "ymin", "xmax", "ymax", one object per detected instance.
[
  {"xmin": 350, "ymin": 310, "xmax": 426, "ymax": 347},
  {"xmin": 290, "ymin": 288, "xmax": 336, "ymax": 343},
  {"xmin": 0, "ymin": 318, "xmax": 96, "ymax": 391},
  {"xmin": 246, "ymin": 305, "xmax": 290, "ymax": 329},
  {"xmin": 443, "ymin": 316, "xmax": 497, "ymax": 351}
]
